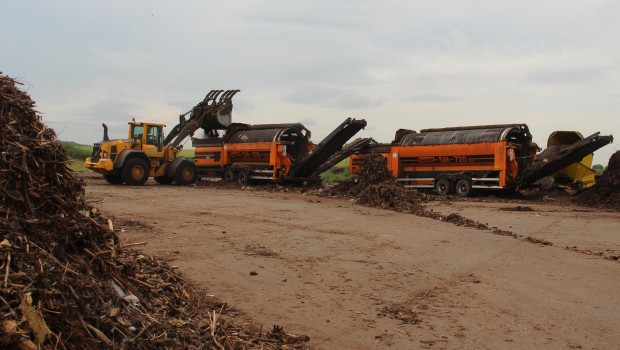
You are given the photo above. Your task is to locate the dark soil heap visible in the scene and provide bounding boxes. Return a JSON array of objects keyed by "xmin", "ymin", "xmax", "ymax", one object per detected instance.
[
  {"xmin": 574, "ymin": 151, "xmax": 620, "ymax": 210},
  {"xmin": 0, "ymin": 73, "xmax": 308, "ymax": 349},
  {"xmin": 329, "ymin": 153, "xmax": 429, "ymax": 213}
]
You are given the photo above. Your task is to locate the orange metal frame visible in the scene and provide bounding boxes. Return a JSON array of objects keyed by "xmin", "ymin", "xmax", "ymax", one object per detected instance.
[
  {"xmin": 351, "ymin": 141, "xmax": 520, "ymax": 188},
  {"xmin": 194, "ymin": 141, "xmax": 293, "ymax": 181}
]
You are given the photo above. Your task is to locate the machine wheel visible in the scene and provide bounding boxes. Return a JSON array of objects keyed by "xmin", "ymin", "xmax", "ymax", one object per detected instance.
[
  {"xmin": 435, "ymin": 179, "xmax": 451, "ymax": 196},
  {"xmin": 103, "ymin": 173, "xmax": 123, "ymax": 185},
  {"xmin": 174, "ymin": 160, "xmax": 198, "ymax": 185},
  {"xmin": 154, "ymin": 175, "xmax": 174, "ymax": 184},
  {"xmin": 237, "ymin": 171, "xmax": 252, "ymax": 185},
  {"xmin": 121, "ymin": 158, "xmax": 150, "ymax": 186},
  {"xmin": 455, "ymin": 179, "xmax": 472, "ymax": 197},
  {"xmin": 224, "ymin": 170, "xmax": 235, "ymax": 182}
]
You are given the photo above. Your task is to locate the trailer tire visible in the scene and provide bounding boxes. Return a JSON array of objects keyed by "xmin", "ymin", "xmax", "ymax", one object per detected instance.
[
  {"xmin": 121, "ymin": 158, "xmax": 150, "ymax": 186},
  {"xmin": 435, "ymin": 179, "xmax": 451, "ymax": 196},
  {"xmin": 154, "ymin": 175, "xmax": 174, "ymax": 184},
  {"xmin": 103, "ymin": 173, "xmax": 123, "ymax": 185},
  {"xmin": 174, "ymin": 160, "xmax": 198, "ymax": 185},
  {"xmin": 237, "ymin": 171, "xmax": 252, "ymax": 185},
  {"xmin": 224, "ymin": 171, "xmax": 235, "ymax": 182},
  {"xmin": 455, "ymin": 179, "xmax": 472, "ymax": 197}
]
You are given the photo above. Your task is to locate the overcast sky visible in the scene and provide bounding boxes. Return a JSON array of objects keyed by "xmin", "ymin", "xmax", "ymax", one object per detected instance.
[{"xmin": 2, "ymin": 0, "xmax": 618, "ymax": 164}]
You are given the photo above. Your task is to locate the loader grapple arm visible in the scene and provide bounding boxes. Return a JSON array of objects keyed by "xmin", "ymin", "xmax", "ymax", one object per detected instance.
[{"xmin": 164, "ymin": 89, "xmax": 239, "ymax": 147}]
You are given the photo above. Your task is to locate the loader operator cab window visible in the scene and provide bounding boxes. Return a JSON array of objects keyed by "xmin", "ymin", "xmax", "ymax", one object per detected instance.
[
  {"xmin": 146, "ymin": 125, "xmax": 163, "ymax": 151},
  {"xmin": 132, "ymin": 125, "xmax": 144, "ymax": 142}
]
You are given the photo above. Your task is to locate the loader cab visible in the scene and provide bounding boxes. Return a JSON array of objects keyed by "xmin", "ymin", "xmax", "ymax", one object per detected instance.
[{"xmin": 129, "ymin": 121, "xmax": 166, "ymax": 155}]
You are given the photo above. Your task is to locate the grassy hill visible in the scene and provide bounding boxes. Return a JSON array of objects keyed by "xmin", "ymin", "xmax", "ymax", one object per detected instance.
[{"xmin": 61, "ymin": 141, "xmax": 93, "ymax": 172}]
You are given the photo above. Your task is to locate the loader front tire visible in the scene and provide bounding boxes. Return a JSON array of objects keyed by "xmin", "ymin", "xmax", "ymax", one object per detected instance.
[
  {"xmin": 103, "ymin": 173, "xmax": 123, "ymax": 185},
  {"xmin": 174, "ymin": 160, "xmax": 198, "ymax": 185},
  {"xmin": 122, "ymin": 158, "xmax": 150, "ymax": 186}
]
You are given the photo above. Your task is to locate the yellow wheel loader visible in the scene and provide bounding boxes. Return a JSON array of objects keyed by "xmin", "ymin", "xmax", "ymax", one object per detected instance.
[{"xmin": 84, "ymin": 89, "xmax": 239, "ymax": 185}]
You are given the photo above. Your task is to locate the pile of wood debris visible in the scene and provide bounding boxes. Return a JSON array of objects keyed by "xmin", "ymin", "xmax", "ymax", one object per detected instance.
[{"xmin": 0, "ymin": 72, "xmax": 310, "ymax": 349}]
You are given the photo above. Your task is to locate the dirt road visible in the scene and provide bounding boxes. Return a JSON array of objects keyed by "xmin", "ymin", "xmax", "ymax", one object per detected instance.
[{"xmin": 83, "ymin": 174, "xmax": 620, "ymax": 349}]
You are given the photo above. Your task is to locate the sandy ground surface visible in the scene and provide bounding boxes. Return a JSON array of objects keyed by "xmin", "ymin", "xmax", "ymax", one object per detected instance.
[{"xmin": 82, "ymin": 173, "xmax": 620, "ymax": 350}]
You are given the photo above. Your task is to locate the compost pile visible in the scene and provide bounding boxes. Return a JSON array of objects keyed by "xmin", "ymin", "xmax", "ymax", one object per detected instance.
[
  {"xmin": 0, "ymin": 73, "xmax": 309, "ymax": 349},
  {"xmin": 328, "ymin": 153, "xmax": 429, "ymax": 213},
  {"xmin": 574, "ymin": 151, "xmax": 620, "ymax": 210}
]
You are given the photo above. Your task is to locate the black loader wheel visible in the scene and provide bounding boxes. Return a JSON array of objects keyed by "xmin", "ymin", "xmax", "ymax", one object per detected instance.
[
  {"xmin": 455, "ymin": 179, "xmax": 472, "ymax": 197},
  {"xmin": 224, "ymin": 170, "xmax": 235, "ymax": 182},
  {"xmin": 121, "ymin": 158, "xmax": 150, "ymax": 186},
  {"xmin": 237, "ymin": 171, "xmax": 251, "ymax": 185},
  {"xmin": 174, "ymin": 160, "xmax": 198, "ymax": 185},
  {"xmin": 154, "ymin": 175, "xmax": 174, "ymax": 184},
  {"xmin": 435, "ymin": 179, "xmax": 451, "ymax": 196},
  {"xmin": 103, "ymin": 173, "xmax": 123, "ymax": 185}
]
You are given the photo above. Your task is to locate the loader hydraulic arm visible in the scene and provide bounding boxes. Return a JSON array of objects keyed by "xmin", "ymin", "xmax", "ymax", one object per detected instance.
[{"xmin": 164, "ymin": 89, "xmax": 240, "ymax": 147}]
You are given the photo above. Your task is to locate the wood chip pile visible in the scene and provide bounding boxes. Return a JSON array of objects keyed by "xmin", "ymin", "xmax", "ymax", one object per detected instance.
[
  {"xmin": 0, "ymin": 73, "xmax": 309, "ymax": 349},
  {"xmin": 328, "ymin": 153, "xmax": 430, "ymax": 214},
  {"xmin": 574, "ymin": 151, "xmax": 620, "ymax": 210}
]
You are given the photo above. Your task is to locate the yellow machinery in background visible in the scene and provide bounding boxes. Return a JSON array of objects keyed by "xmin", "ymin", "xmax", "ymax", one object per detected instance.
[
  {"xmin": 547, "ymin": 131, "xmax": 597, "ymax": 190},
  {"xmin": 85, "ymin": 89, "xmax": 239, "ymax": 185}
]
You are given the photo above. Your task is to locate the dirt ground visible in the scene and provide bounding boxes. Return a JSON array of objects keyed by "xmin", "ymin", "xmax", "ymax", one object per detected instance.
[{"xmin": 82, "ymin": 173, "xmax": 620, "ymax": 350}]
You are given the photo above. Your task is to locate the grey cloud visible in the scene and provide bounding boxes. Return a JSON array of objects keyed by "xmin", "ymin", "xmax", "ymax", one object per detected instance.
[
  {"xmin": 529, "ymin": 66, "xmax": 607, "ymax": 85},
  {"xmin": 87, "ymin": 100, "xmax": 139, "ymax": 122},
  {"xmin": 285, "ymin": 85, "xmax": 382, "ymax": 109},
  {"xmin": 408, "ymin": 94, "xmax": 458, "ymax": 103}
]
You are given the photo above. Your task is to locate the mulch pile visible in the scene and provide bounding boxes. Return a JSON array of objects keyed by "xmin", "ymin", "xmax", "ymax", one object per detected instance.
[
  {"xmin": 573, "ymin": 151, "xmax": 620, "ymax": 210},
  {"xmin": 328, "ymin": 153, "xmax": 430, "ymax": 213},
  {"xmin": 0, "ymin": 73, "xmax": 309, "ymax": 349}
]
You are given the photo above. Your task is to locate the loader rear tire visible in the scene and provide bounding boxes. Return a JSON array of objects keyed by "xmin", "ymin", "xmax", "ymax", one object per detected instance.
[
  {"xmin": 174, "ymin": 160, "xmax": 198, "ymax": 185},
  {"xmin": 103, "ymin": 173, "xmax": 123, "ymax": 185},
  {"xmin": 154, "ymin": 175, "xmax": 174, "ymax": 185},
  {"xmin": 435, "ymin": 179, "xmax": 451, "ymax": 196},
  {"xmin": 122, "ymin": 158, "xmax": 150, "ymax": 186},
  {"xmin": 455, "ymin": 179, "xmax": 472, "ymax": 197}
]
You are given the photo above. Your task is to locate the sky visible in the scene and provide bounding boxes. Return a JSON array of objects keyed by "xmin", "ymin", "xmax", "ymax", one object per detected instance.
[{"xmin": 2, "ymin": 0, "xmax": 619, "ymax": 165}]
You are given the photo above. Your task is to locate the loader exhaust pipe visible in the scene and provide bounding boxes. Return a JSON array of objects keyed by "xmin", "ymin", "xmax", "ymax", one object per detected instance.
[{"xmin": 102, "ymin": 123, "xmax": 110, "ymax": 141}]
